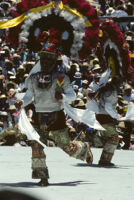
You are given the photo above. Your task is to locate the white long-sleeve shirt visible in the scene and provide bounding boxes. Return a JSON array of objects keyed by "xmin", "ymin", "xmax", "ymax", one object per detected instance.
[
  {"xmin": 22, "ymin": 73, "xmax": 76, "ymax": 112},
  {"xmin": 86, "ymin": 90, "xmax": 120, "ymax": 120}
]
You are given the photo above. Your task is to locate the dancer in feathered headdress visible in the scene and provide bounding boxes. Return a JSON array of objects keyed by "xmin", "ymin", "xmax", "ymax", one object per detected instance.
[{"xmin": 9, "ymin": 0, "xmax": 102, "ymax": 186}]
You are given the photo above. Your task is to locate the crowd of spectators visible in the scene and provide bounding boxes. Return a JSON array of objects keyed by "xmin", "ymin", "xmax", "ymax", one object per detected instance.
[{"xmin": 0, "ymin": 0, "xmax": 133, "ymax": 149}]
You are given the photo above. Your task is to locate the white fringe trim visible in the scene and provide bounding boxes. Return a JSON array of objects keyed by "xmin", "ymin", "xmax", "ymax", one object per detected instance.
[{"xmin": 19, "ymin": 7, "xmax": 86, "ymax": 59}]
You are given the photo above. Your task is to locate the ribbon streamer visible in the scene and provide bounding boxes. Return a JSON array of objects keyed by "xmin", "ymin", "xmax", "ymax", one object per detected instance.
[
  {"xmin": 0, "ymin": 14, "xmax": 27, "ymax": 29},
  {"xmin": 0, "ymin": 1, "xmax": 92, "ymax": 29}
]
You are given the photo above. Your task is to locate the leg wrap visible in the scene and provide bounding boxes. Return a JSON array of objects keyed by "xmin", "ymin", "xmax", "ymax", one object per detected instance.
[
  {"xmin": 62, "ymin": 141, "xmax": 92, "ymax": 162},
  {"xmin": 104, "ymin": 135, "xmax": 119, "ymax": 154},
  {"xmin": 31, "ymin": 142, "xmax": 49, "ymax": 179},
  {"xmin": 99, "ymin": 151, "xmax": 113, "ymax": 163},
  {"xmin": 99, "ymin": 135, "xmax": 119, "ymax": 164},
  {"xmin": 50, "ymin": 128, "xmax": 93, "ymax": 163}
]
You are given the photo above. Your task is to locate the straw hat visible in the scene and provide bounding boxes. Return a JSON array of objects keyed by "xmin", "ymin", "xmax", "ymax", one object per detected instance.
[
  {"xmin": 126, "ymin": 36, "xmax": 133, "ymax": 41},
  {"xmin": 71, "ymin": 63, "xmax": 80, "ymax": 71},
  {"xmin": 0, "ymin": 121, "xmax": 4, "ymax": 127},
  {"xmin": 120, "ymin": 99, "xmax": 128, "ymax": 105},
  {"xmin": 24, "ymin": 73, "xmax": 29, "ymax": 78},
  {"xmin": 0, "ymin": 75, "xmax": 4, "ymax": 80},
  {"xmin": 2, "ymin": 46, "xmax": 10, "ymax": 51},
  {"xmin": 6, "ymin": 81, "xmax": 16, "ymax": 88},
  {"xmin": 5, "ymin": 59, "xmax": 13, "ymax": 65},
  {"xmin": 69, "ymin": 127, "xmax": 76, "ymax": 133},
  {"xmin": 124, "ymin": 83, "xmax": 132, "ymax": 91},
  {"xmin": 12, "ymin": 53, "xmax": 21, "ymax": 58},
  {"xmin": 131, "ymin": 135, "xmax": 134, "ymax": 142},
  {"xmin": 92, "ymin": 64, "xmax": 101, "ymax": 71},
  {"xmin": 17, "ymin": 65, "xmax": 25, "ymax": 71},
  {"xmin": 9, "ymin": 105, "xmax": 16, "ymax": 110},
  {"xmin": 7, "ymin": 88, "xmax": 16, "ymax": 97},
  {"xmin": 0, "ymin": 94, "xmax": 7, "ymax": 99},
  {"xmin": 74, "ymin": 99, "xmax": 85, "ymax": 108},
  {"xmin": 82, "ymin": 62, "xmax": 90, "ymax": 68},
  {"xmin": 93, "ymin": 58, "xmax": 99, "ymax": 65},
  {"xmin": 8, "ymin": 129, "xmax": 16, "ymax": 135}
]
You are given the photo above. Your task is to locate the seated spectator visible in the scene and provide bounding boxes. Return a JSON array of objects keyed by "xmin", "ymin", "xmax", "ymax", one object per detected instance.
[
  {"xmin": 0, "ymin": 121, "xmax": 4, "ymax": 133},
  {"xmin": 24, "ymin": 61, "xmax": 34, "ymax": 74},
  {"xmin": 72, "ymin": 72, "xmax": 83, "ymax": 89},
  {"xmin": 123, "ymin": 83, "xmax": 132, "ymax": 102},
  {"xmin": 92, "ymin": 57, "xmax": 99, "ymax": 66},
  {"xmin": 12, "ymin": 53, "xmax": 22, "ymax": 69},
  {"xmin": 0, "ymin": 75, "xmax": 6, "ymax": 94},
  {"xmin": 0, "ymin": 94, "xmax": 9, "ymax": 112},
  {"xmin": 4, "ymin": 59, "xmax": 16, "ymax": 77},
  {"xmin": 92, "ymin": 64, "xmax": 102, "ymax": 74},
  {"xmin": 79, "ymin": 80, "xmax": 89, "ymax": 97},
  {"xmin": 0, "ymin": 66, "xmax": 3, "ymax": 75},
  {"xmin": 89, "ymin": 73, "xmax": 101, "ymax": 92},
  {"xmin": 125, "ymin": 2, "xmax": 134, "ymax": 16},
  {"xmin": 106, "ymin": 7, "xmax": 115, "ymax": 15},
  {"xmin": 16, "ymin": 65, "xmax": 26, "ymax": 84},
  {"xmin": 8, "ymin": 104, "xmax": 19, "ymax": 126},
  {"xmin": 0, "ymin": 111, "xmax": 9, "ymax": 128},
  {"xmin": 6, "ymin": 80, "xmax": 17, "ymax": 90},
  {"xmin": 67, "ymin": 62, "xmax": 79, "ymax": 82},
  {"xmin": 81, "ymin": 62, "xmax": 91, "ymax": 80}
]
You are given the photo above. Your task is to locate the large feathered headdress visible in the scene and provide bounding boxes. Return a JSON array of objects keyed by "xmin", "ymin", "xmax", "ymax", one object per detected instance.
[{"xmin": 6, "ymin": 0, "xmax": 100, "ymax": 60}]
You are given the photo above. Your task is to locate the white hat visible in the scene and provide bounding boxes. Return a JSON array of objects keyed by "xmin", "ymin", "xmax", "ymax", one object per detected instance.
[
  {"xmin": 126, "ymin": 36, "xmax": 132, "ymax": 41},
  {"xmin": 0, "ymin": 111, "xmax": 8, "ymax": 116},
  {"xmin": 73, "ymin": 72, "xmax": 82, "ymax": 79},
  {"xmin": 106, "ymin": 7, "xmax": 115, "ymax": 15},
  {"xmin": 73, "ymin": 85, "xmax": 79, "ymax": 90},
  {"xmin": 9, "ymin": 76, "xmax": 16, "ymax": 80},
  {"xmin": 77, "ymin": 92, "xmax": 84, "ymax": 99},
  {"xmin": 17, "ymin": 65, "xmax": 25, "ymax": 70},
  {"xmin": 7, "ymin": 71, "xmax": 14, "ymax": 75}
]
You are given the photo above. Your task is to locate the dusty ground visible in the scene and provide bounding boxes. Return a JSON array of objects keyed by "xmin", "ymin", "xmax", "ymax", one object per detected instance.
[{"xmin": 0, "ymin": 146, "xmax": 134, "ymax": 200}]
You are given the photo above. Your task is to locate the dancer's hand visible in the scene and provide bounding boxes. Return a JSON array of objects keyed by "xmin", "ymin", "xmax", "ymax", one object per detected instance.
[
  {"xmin": 55, "ymin": 91, "xmax": 63, "ymax": 100},
  {"xmin": 14, "ymin": 100, "xmax": 23, "ymax": 109}
]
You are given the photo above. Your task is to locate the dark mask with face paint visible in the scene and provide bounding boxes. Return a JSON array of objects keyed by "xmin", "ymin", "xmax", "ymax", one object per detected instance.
[
  {"xmin": 37, "ymin": 72, "xmax": 52, "ymax": 89},
  {"xmin": 37, "ymin": 51, "xmax": 57, "ymax": 89},
  {"xmin": 40, "ymin": 51, "xmax": 57, "ymax": 74}
]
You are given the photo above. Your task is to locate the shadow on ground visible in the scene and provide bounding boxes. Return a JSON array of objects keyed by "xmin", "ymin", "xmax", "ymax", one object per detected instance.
[
  {"xmin": 73, "ymin": 163, "xmax": 129, "ymax": 169},
  {"xmin": 0, "ymin": 180, "xmax": 95, "ymax": 188}
]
